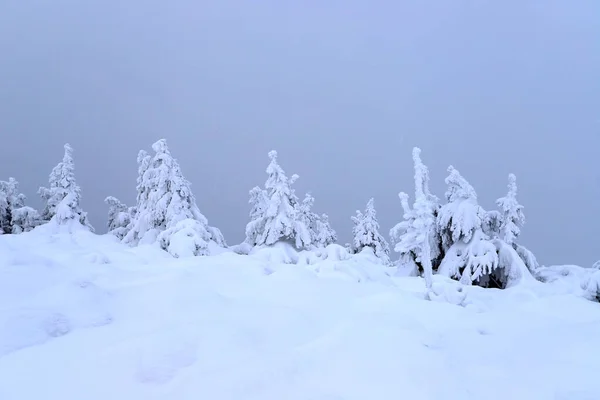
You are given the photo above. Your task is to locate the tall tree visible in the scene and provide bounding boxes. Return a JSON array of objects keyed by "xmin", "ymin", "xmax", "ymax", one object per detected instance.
[
  {"xmin": 38, "ymin": 144, "xmax": 93, "ymax": 230},
  {"xmin": 390, "ymin": 148, "xmax": 439, "ymax": 288}
]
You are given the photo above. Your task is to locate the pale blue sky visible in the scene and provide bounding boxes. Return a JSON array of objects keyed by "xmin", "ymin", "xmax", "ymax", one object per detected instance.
[{"xmin": 0, "ymin": 0, "xmax": 598, "ymax": 266}]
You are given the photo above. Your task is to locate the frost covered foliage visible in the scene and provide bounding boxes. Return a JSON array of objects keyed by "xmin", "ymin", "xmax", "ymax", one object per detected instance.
[
  {"xmin": 486, "ymin": 174, "xmax": 538, "ymax": 274},
  {"xmin": 582, "ymin": 270, "xmax": 600, "ymax": 302},
  {"xmin": 38, "ymin": 144, "xmax": 93, "ymax": 231},
  {"xmin": 496, "ymin": 174, "xmax": 525, "ymax": 245},
  {"xmin": 432, "ymin": 166, "xmax": 537, "ymax": 289},
  {"xmin": 245, "ymin": 151, "xmax": 311, "ymax": 249},
  {"xmin": 313, "ymin": 213, "xmax": 337, "ymax": 247},
  {"xmin": 390, "ymin": 148, "xmax": 440, "ymax": 288},
  {"xmin": 123, "ymin": 139, "xmax": 224, "ymax": 257},
  {"xmin": 0, "ymin": 178, "xmax": 41, "ymax": 234},
  {"xmin": 351, "ymin": 198, "xmax": 390, "ymax": 264},
  {"xmin": 435, "ymin": 167, "xmax": 503, "ymax": 287},
  {"xmin": 437, "ymin": 166, "xmax": 484, "ymax": 250},
  {"xmin": 104, "ymin": 196, "xmax": 132, "ymax": 240},
  {"xmin": 297, "ymin": 193, "xmax": 337, "ymax": 248}
]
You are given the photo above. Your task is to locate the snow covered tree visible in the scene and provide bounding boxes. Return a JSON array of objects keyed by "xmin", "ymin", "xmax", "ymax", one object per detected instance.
[
  {"xmin": 496, "ymin": 173, "xmax": 525, "ymax": 246},
  {"xmin": 38, "ymin": 144, "xmax": 93, "ymax": 231},
  {"xmin": 313, "ymin": 213, "xmax": 337, "ymax": 247},
  {"xmin": 0, "ymin": 178, "xmax": 22, "ymax": 233},
  {"xmin": 390, "ymin": 148, "xmax": 439, "ymax": 288},
  {"xmin": 351, "ymin": 198, "xmax": 390, "ymax": 263},
  {"xmin": 296, "ymin": 193, "xmax": 318, "ymax": 245},
  {"xmin": 295, "ymin": 193, "xmax": 337, "ymax": 248},
  {"xmin": 104, "ymin": 196, "xmax": 132, "ymax": 240},
  {"xmin": 123, "ymin": 139, "xmax": 225, "ymax": 256},
  {"xmin": 0, "ymin": 177, "xmax": 41, "ymax": 234},
  {"xmin": 435, "ymin": 166, "xmax": 501, "ymax": 286},
  {"xmin": 245, "ymin": 150, "xmax": 311, "ymax": 249},
  {"xmin": 245, "ymin": 186, "xmax": 269, "ymax": 246},
  {"xmin": 437, "ymin": 166, "xmax": 484, "ymax": 250}
]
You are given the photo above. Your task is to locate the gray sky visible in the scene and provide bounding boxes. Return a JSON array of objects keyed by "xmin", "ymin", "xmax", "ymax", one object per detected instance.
[{"xmin": 1, "ymin": 0, "xmax": 598, "ymax": 267}]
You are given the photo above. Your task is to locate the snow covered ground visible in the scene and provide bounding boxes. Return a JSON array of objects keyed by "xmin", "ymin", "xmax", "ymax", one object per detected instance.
[{"xmin": 0, "ymin": 229, "xmax": 599, "ymax": 400}]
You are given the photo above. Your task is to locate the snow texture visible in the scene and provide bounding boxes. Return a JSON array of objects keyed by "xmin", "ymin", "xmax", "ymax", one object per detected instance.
[{"xmin": 0, "ymin": 226, "xmax": 598, "ymax": 400}]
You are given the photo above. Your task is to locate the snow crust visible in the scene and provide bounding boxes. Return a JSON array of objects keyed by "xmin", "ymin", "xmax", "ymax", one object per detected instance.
[{"xmin": 0, "ymin": 228, "xmax": 599, "ymax": 400}]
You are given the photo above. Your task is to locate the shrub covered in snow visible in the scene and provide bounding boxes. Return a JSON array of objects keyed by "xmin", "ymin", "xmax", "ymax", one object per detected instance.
[
  {"xmin": 582, "ymin": 271, "xmax": 600, "ymax": 302},
  {"xmin": 0, "ymin": 177, "xmax": 41, "ymax": 234},
  {"xmin": 104, "ymin": 196, "xmax": 132, "ymax": 240},
  {"xmin": 350, "ymin": 198, "xmax": 390, "ymax": 264}
]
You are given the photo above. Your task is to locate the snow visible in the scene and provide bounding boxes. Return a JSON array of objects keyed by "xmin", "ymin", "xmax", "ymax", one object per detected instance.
[{"xmin": 0, "ymin": 228, "xmax": 599, "ymax": 400}]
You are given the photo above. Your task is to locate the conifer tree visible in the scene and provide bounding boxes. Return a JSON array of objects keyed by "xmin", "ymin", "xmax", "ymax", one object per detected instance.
[
  {"xmin": 38, "ymin": 144, "xmax": 93, "ymax": 230},
  {"xmin": 390, "ymin": 148, "xmax": 439, "ymax": 288},
  {"xmin": 496, "ymin": 173, "xmax": 525, "ymax": 246},
  {"xmin": 246, "ymin": 150, "xmax": 311, "ymax": 249},
  {"xmin": 105, "ymin": 196, "xmax": 131, "ymax": 240},
  {"xmin": 0, "ymin": 177, "xmax": 40, "ymax": 234},
  {"xmin": 123, "ymin": 139, "xmax": 224, "ymax": 256},
  {"xmin": 351, "ymin": 198, "xmax": 390, "ymax": 263}
]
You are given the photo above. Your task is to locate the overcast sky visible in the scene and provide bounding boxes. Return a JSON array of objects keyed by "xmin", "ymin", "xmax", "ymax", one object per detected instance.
[{"xmin": 0, "ymin": 0, "xmax": 598, "ymax": 266}]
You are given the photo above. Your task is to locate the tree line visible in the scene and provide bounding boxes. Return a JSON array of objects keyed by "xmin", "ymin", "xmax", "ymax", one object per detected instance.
[{"xmin": 0, "ymin": 139, "xmax": 541, "ymax": 289}]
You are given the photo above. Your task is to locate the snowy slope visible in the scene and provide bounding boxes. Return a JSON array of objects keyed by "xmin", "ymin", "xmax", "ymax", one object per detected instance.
[{"xmin": 0, "ymin": 230, "xmax": 599, "ymax": 400}]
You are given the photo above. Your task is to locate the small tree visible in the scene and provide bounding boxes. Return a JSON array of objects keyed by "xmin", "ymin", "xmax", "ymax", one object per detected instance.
[
  {"xmin": 246, "ymin": 150, "xmax": 311, "ymax": 249},
  {"xmin": 0, "ymin": 178, "xmax": 22, "ymax": 233},
  {"xmin": 314, "ymin": 213, "xmax": 337, "ymax": 247},
  {"xmin": 437, "ymin": 166, "xmax": 483, "ymax": 250},
  {"xmin": 11, "ymin": 206, "xmax": 41, "ymax": 233},
  {"xmin": 296, "ymin": 193, "xmax": 337, "ymax": 248},
  {"xmin": 245, "ymin": 186, "xmax": 269, "ymax": 246},
  {"xmin": 351, "ymin": 198, "xmax": 391, "ymax": 263},
  {"xmin": 496, "ymin": 173, "xmax": 525, "ymax": 246},
  {"xmin": 123, "ymin": 139, "xmax": 223, "ymax": 256},
  {"xmin": 105, "ymin": 196, "xmax": 132, "ymax": 240},
  {"xmin": 38, "ymin": 144, "xmax": 93, "ymax": 231}
]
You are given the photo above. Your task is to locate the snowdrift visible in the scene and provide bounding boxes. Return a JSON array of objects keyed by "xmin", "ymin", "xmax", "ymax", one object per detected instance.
[{"xmin": 0, "ymin": 228, "xmax": 599, "ymax": 400}]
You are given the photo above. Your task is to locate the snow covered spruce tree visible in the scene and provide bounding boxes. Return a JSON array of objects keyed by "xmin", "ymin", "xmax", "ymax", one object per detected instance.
[
  {"xmin": 351, "ymin": 198, "xmax": 391, "ymax": 264},
  {"xmin": 436, "ymin": 166, "xmax": 499, "ymax": 286},
  {"xmin": 436, "ymin": 167, "xmax": 534, "ymax": 288},
  {"xmin": 313, "ymin": 213, "xmax": 337, "ymax": 247},
  {"xmin": 390, "ymin": 148, "xmax": 440, "ymax": 288},
  {"xmin": 38, "ymin": 144, "xmax": 93, "ymax": 231},
  {"xmin": 0, "ymin": 177, "xmax": 41, "ymax": 234},
  {"xmin": 245, "ymin": 150, "xmax": 311, "ymax": 249},
  {"xmin": 104, "ymin": 196, "xmax": 132, "ymax": 240},
  {"xmin": 122, "ymin": 139, "xmax": 225, "ymax": 257},
  {"xmin": 495, "ymin": 173, "xmax": 539, "ymax": 272},
  {"xmin": 297, "ymin": 193, "xmax": 337, "ymax": 247}
]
